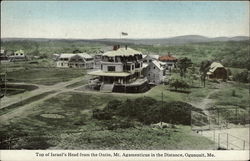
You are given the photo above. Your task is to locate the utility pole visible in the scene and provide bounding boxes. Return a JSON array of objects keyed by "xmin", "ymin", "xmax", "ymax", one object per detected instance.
[{"xmin": 161, "ymin": 91, "xmax": 163, "ymax": 126}]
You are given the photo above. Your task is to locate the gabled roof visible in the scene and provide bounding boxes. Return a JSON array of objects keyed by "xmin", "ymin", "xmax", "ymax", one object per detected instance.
[
  {"xmin": 59, "ymin": 53, "xmax": 75, "ymax": 59},
  {"xmin": 14, "ymin": 50, "xmax": 24, "ymax": 54},
  {"xmin": 159, "ymin": 55, "xmax": 177, "ymax": 61},
  {"xmin": 142, "ymin": 54, "xmax": 147, "ymax": 59},
  {"xmin": 207, "ymin": 62, "xmax": 225, "ymax": 74},
  {"xmin": 77, "ymin": 53, "xmax": 93, "ymax": 59},
  {"xmin": 59, "ymin": 53, "xmax": 93, "ymax": 59},
  {"xmin": 102, "ymin": 47, "xmax": 142, "ymax": 57},
  {"xmin": 150, "ymin": 55, "xmax": 159, "ymax": 60},
  {"xmin": 152, "ymin": 60, "xmax": 164, "ymax": 70}
]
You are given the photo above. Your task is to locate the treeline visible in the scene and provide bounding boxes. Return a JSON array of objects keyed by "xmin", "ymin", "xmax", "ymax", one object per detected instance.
[
  {"xmin": 133, "ymin": 40, "xmax": 250, "ymax": 69},
  {"xmin": 1, "ymin": 40, "xmax": 104, "ymax": 58},
  {"xmin": 1, "ymin": 40, "xmax": 249, "ymax": 69}
]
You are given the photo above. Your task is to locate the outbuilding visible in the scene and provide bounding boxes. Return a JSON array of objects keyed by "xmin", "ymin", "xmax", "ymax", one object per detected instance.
[{"xmin": 206, "ymin": 62, "xmax": 227, "ymax": 80}]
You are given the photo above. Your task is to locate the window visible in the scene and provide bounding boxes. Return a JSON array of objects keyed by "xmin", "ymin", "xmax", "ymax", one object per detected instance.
[
  {"xmin": 132, "ymin": 65, "xmax": 134, "ymax": 70},
  {"xmin": 108, "ymin": 66, "xmax": 115, "ymax": 71},
  {"xmin": 101, "ymin": 65, "xmax": 103, "ymax": 70},
  {"xmin": 154, "ymin": 66, "xmax": 156, "ymax": 69}
]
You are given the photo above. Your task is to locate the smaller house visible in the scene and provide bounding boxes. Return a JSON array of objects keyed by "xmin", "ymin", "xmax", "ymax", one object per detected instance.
[
  {"xmin": 207, "ymin": 62, "xmax": 227, "ymax": 80},
  {"xmin": 158, "ymin": 54, "xmax": 177, "ymax": 71},
  {"xmin": 9, "ymin": 50, "xmax": 27, "ymax": 62},
  {"xmin": 0, "ymin": 49, "xmax": 8, "ymax": 61},
  {"xmin": 52, "ymin": 54, "xmax": 60, "ymax": 61},
  {"xmin": 56, "ymin": 53, "xmax": 94, "ymax": 69},
  {"xmin": 142, "ymin": 54, "xmax": 160, "ymax": 64},
  {"xmin": 147, "ymin": 60, "xmax": 165, "ymax": 84}
]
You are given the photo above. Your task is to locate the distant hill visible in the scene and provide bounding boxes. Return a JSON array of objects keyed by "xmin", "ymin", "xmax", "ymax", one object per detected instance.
[{"xmin": 1, "ymin": 35, "xmax": 249, "ymax": 45}]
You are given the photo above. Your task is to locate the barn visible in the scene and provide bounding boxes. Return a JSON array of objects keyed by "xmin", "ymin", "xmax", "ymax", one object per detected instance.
[{"xmin": 207, "ymin": 62, "xmax": 227, "ymax": 80}]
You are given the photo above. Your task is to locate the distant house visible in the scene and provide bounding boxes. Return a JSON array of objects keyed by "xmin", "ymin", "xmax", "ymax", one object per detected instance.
[
  {"xmin": 0, "ymin": 49, "xmax": 8, "ymax": 61},
  {"xmin": 9, "ymin": 50, "xmax": 27, "ymax": 62},
  {"xmin": 147, "ymin": 60, "xmax": 165, "ymax": 84},
  {"xmin": 142, "ymin": 54, "xmax": 160, "ymax": 64},
  {"xmin": 0, "ymin": 49, "xmax": 4, "ymax": 54},
  {"xmin": 207, "ymin": 62, "xmax": 227, "ymax": 80},
  {"xmin": 56, "ymin": 53, "xmax": 94, "ymax": 69},
  {"xmin": 158, "ymin": 54, "xmax": 177, "ymax": 71},
  {"xmin": 52, "ymin": 54, "xmax": 60, "ymax": 61}
]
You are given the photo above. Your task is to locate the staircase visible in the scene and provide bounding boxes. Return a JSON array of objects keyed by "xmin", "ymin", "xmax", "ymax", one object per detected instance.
[{"xmin": 100, "ymin": 83, "xmax": 114, "ymax": 93}]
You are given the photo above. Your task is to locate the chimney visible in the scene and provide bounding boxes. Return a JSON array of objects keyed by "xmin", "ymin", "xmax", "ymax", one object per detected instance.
[
  {"xmin": 125, "ymin": 45, "xmax": 127, "ymax": 50},
  {"xmin": 113, "ymin": 45, "xmax": 118, "ymax": 51},
  {"xmin": 118, "ymin": 45, "xmax": 120, "ymax": 49}
]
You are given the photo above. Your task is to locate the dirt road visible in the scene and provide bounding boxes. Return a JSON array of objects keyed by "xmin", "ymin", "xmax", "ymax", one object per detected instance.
[{"xmin": 0, "ymin": 76, "xmax": 91, "ymax": 124}]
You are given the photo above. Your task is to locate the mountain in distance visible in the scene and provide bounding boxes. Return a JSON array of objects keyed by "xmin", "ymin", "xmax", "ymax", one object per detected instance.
[{"xmin": 1, "ymin": 35, "xmax": 249, "ymax": 45}]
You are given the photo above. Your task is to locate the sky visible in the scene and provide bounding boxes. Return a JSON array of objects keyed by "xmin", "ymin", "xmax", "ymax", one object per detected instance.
[{"xmin": 1, "ymin": 1, "xmax": 249, "ymax": 39}]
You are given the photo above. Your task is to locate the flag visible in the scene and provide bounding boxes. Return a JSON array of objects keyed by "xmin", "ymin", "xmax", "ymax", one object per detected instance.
[{"xmin": 121, "ymin": 32, "xmax": 128, "ymax": 36}]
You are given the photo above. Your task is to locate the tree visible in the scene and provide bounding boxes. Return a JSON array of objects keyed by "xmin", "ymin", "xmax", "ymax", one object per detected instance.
[
  {"xmin": 233, "ymin": 70, "xmax": 249, "ymax": 83},
  {"xmin": 73, "ymin": 49, "xmax": 82, "ymax": 53},
  {"xmin": 169, "ymin": 77, "xmax": 189, "ymax": 91},
  {"xmin": 199, "ymin": 60, "xmax": 211, "ymax": 87},
  {"xmin": 187, "ymin": 64, "xmax": 197, "ymax": 86},
  {"xmin": 177, "ymin": 57, "xmax": 192, "ymax": 77}
]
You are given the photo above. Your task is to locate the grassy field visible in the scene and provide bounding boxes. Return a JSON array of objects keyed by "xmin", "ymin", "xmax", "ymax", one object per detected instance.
[
  {"xmin": 6, "ymin": 68, "xmax": 85, "ymax": 85},
  {"xmin": 0, "ymin": 92, "xmax": 214, "ymax": 149},
  {"xmin": 207, "ymin": 82, "xmax": 249, "ymax": 123},
  {"xmin": 1, "ymin": 60, "xmax": 86, "ymax": 85},
  {"xmin": 0, "ymin": 91, "xmax": 56, "ymax": 115},
  {"xmin": 1, "ymin": 84, "xmax": 38, "ymax": 96},
  {"xmin": 209, "ymin": 82, "xmax": 249, "ymax": 109}
]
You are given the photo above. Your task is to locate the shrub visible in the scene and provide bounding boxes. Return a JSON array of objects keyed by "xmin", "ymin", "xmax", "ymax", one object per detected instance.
[
  {"xmin": 93, "ymin": 97, "xmax": 203, "ymax": 126},
  {"xmin": 169, "ymin": 76, "xmax": 190, "ymax": 91},
  {"xmin": 233, "ymin": 70, "xmax": 249, "ymax": 83}
]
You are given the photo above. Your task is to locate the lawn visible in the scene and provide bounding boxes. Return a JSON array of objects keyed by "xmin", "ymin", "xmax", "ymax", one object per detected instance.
[
  {"xmin": 0, "ymin": 92, "xmax": 214, "ymax": 150},
  {"xmin": 6, "ymin": 67, "xmax": 85, "ymax": 85},
  {"xmin": 1, "ymin": 60, "xmax": 86, "ymax": 85},
  {"xmin": 209, "ymin": 82, "xmax": 249, "ymax": 109},
  {"xmin": 207, "ymin": 82, "xmax": 249, "ymax": 123},
  {"xmin": 0, "ymin": 91, "xmax": 56, "ymax": 115},
  {"xmin": 1, "ymin": 84, "xmax": 38, "ymax": 96}
]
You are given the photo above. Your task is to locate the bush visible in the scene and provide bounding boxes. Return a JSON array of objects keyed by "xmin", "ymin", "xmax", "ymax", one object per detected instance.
[
  {"xmin": 93, "ymin": 97, "xmax": 203, "ymax": 126},
  {"xmin": 233, "ymin": 70, "xmax": 249, "ymax": 83},
  {"xmin": 169, "ymin": 76, "xmax": 190, "ymax": 91}
]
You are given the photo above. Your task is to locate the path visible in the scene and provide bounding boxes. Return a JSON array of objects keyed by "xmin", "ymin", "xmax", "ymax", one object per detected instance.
[
  {"xmin": 188, "ymin": 83, "xmax": 225, "ymax": 115},
  {"xmin": 0, "ymin": 76, "xmax": 91, "ymax": 124},
  {"xmin": 0, "ymin": 76, "xmax": 89, "ymax": 109}
]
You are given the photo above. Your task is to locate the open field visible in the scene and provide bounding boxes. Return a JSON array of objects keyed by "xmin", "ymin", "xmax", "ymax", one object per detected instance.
[
  {"xmin": 1, "ymin": 84, "xmax": 38, "ymax": 96},
  {"xmin": 0, "ymin": 92, "xmax": 214, "ymax": 149},
  {"xmin": 7, "ymin": 68, "xmax": 85, "ymax": 85}
]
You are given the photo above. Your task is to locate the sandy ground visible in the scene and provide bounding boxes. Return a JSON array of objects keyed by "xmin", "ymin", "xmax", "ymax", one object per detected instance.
[{"xmin": 199, "ymin": 127, "xmax": 249, "ymax": 150}]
